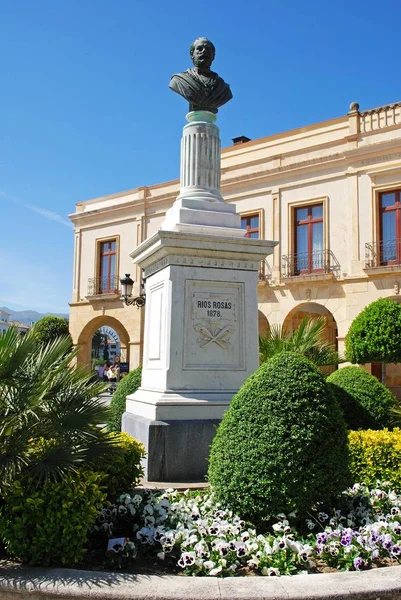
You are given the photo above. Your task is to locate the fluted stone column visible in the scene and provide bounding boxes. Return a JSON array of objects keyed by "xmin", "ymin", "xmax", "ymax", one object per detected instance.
[
  {"xmin": 162, "ymin": 111, "xmax": 243, "ymax": 236},
  {"xmin": 179, "ymin": 111, "xmax": 222, "ymax": 202}
]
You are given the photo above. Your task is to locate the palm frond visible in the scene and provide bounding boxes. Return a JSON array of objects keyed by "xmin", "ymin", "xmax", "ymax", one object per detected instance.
[
  {"xmin": 259, "ymin": 316, "xmax": 342, "ymax": 367},
  {"xmin": 0, "ymin": 327, "xmax": 116, "ymax": 488}
]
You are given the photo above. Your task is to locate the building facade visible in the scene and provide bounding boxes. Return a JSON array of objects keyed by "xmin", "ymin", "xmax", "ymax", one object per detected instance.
[{"xmin": 69, "ymin": 101, "xmax": 401, "ymax": 393}]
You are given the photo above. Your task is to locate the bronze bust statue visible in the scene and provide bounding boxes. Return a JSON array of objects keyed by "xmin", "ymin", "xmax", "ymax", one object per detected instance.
[{"xmin": 169, "ymin": 38, "xmax": 233, "ymax": 114}]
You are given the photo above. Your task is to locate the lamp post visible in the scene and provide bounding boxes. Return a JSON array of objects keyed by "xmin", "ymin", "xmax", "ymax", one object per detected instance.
[{"xmin": 120, "ymin": 274, "xmax": 146, "ymax": 308}]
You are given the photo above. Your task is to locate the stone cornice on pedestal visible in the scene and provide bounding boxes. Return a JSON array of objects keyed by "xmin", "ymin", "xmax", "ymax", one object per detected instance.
[{"xmin": 130, "ymin": 230, "xmax": 277, "ymax": 276}]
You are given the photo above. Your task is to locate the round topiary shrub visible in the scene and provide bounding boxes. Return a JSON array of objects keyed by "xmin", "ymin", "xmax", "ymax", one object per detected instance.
[
  {"xmin": 327, "ymin": 366, "xmax": 397, "ymax": 430},
  {"xmin": 208, "ymin": 352, "xmax": 350, "ymax": 526},
  {"xmin": 107, "ymin": 366, "xmax": 142, "ymax": 433},
  {"xmin": 345, "ymin": 298, "xmax": 401, "ymax": 364}
]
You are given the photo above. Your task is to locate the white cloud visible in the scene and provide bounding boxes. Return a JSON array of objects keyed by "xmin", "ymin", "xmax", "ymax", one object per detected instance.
[{"xmin": 0, "ymin": 189, "xmax": 73, "ymax": 229}]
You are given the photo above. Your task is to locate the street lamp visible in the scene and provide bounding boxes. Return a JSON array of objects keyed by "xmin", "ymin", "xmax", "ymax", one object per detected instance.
[{"xmin": 120, "ymin": 274, "xmax": 146, "ymax": 308}]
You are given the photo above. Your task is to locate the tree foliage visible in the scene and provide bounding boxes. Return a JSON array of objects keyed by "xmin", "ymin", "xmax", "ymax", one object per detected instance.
[
  {"xmin": 91, "ymin": 330, "xmax": 104, "ymax": 358},
  {"xmin": 208, "ymin": 352, "xmax": 350, "ymax": 526},
  {"xmin": 0, "ymin": 327, "xmax": 117, "ymax": 492},
  {"xmin": 33, "ymin": 315, "xmax": 72, "ymax": 347},
  {"xmin": 345, "ymin": 298, "xmax": 401, "ymax": 364},
  {"xmin": 259, "ymin": 316, "xmax": 342, "ymax": 366},
  {"xmin": 327, "ymin": 366, "xmax": 398, "ymax": 430}
]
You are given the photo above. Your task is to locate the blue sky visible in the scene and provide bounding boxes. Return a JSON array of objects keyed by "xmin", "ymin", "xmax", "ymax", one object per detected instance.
[{"xmin": 1, "ymin": 0, "xmax": 401, "ymax": 313}]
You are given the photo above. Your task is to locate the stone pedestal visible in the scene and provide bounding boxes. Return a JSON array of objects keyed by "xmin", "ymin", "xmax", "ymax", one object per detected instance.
[{"xmin": 123, "ymin": 111, "xmax": 276, "ymax": 481}]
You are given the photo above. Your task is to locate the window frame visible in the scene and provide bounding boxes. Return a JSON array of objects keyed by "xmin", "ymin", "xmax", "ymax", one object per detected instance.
[
  {"xmin": 378, "ymin": 188, "xmax": 401, "ymax": 265},
  {"xmin": 94, "ymin": 235, "xmax": 120, "ymax": 295},
  {"xmin": 286, "ymin": 196, "xmax": 329, "ymax": 277},
  {"xmin": 239, "ymin": 209, "xmax": 264, "ymax": 239},
  {"xmin": 294, "ymin": 203, "xmax": 324, "ymax": 274}
]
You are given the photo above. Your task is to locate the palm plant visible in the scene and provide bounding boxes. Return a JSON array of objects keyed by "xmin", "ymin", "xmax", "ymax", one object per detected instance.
[
  {"xmin": 259, "ymin": 316, "xmax": 343, "ymax": 367},
  {"xmin": 0, "ymin": 326, "xmax": 117, "ymax": 492}
]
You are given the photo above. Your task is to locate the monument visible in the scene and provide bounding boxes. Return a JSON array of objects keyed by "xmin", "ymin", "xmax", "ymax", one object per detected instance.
[{"xmin": 122, "ymin": 38, "xmax": 276, "ymax": 481}]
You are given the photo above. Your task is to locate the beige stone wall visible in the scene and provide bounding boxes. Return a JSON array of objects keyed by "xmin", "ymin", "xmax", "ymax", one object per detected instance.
[{"xmin": 69, "ymin": 101, "xmax": 401, "ymax": 379}]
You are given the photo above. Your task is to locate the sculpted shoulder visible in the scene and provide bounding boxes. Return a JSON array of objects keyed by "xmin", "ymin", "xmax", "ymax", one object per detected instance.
[{"xmin": 169, "ymin": 70, "xmax": 195, "ymax": 94}]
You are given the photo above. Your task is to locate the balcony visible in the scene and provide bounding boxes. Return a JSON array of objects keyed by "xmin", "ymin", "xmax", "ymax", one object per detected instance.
[
  {"xmin": 87, "ymin": 276, "xmax": 121, "ymax": 298},
  {"xmin": 258, "ymin": 259, "xmax": 272, "ymax": 283},
  {"xmin": 282, "ymin": 249, "xmax": 338, "ymax": 281},
  {"xmin": 365, "ymin": 240, "xmax": 401, "ymax": 273}
]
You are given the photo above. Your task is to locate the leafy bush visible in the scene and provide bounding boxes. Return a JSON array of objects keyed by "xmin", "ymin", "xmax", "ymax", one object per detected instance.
[
  {"xmin": 349, "ymin": 428, "xmax": 401, "ymax": 492},
  {"xmin": 0, "ymin": 471, "xmax": 106, "ymax": 565},
  {"xmin": 327, "ymin": 366, "xmax": 397, "ymax": 430},
  {"xmin": 208, "ymin": 352, "xmax": 350, "ymax": 526},
  {"xmin": 32, "ymin": 315, "xmax": 72, "ymax": 347},
  {"xmin": 94, "ymin": 432, "xmax": 146, "ymax": 501},
  {"xmin": 107, "ymin": 366, "xmax": 142, "ymax": 432},
  {"xmin": 345, "ymin": 298, "xmax": 401, "ymax": 364}
]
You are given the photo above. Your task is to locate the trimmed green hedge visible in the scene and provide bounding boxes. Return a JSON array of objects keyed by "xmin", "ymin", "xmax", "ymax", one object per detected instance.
[
  {"xmin": 208, "ymin": 352, "xmax": 350, "ymax": 526},
  {"xmin": 107, "ymin": 366, "xmax": 142, "ymax": 433},
  {"xmin": 349, "ymin": 428, "xmax": 401, "ymax": 492},
  {"xmin": 0, "ymin": 471, "xmax": 105, "ymax": 566},
  {"xmin": 327, "ymin": 366, "xmax": 397, "ymax": 430}
]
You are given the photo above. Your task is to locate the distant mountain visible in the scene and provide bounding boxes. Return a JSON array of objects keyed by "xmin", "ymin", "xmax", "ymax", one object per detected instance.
[{"xmin": 1, "ymin": 307, "xmax": 69, "ymax": 326}]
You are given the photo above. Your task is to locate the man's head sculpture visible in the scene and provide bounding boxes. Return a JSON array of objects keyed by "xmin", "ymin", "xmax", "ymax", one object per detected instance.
[
  {"xmin": 189, "ymin": 38, "xmax": 215, "ymax": 70},
  {"xmin": 169, "ymin": 38, "xmax": 232, "ymax": 114}
]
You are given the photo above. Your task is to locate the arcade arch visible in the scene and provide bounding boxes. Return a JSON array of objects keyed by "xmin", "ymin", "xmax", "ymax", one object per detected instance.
[
  {"xmin": 283, "ymin": 303, "xmax": 338, "ymax": 374},
  {"xmin": 75, "ymin": 316, "xmax": 131, "ymax": 369},
  {"xmin": 258, "ymin": 310, "xmax": 270, "ymax": 337}
]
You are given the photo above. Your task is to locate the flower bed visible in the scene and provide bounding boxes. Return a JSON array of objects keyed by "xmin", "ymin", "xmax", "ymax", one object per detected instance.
[{"xmin": 90, "ymin": 481, "xmax": 401, "ymax": 577}]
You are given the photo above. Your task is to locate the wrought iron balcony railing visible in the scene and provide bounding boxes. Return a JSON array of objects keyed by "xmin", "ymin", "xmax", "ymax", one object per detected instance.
[
  {"xmin": 365, "ymin": 239, "xmax": 401, "ymax": 268},
  {"xmin": 259, "ymin": 259, "xmax": 272, "ymax": 282},
  {"xmin": 282, "ymin": 249, "xmax": 337, "ymax": 278},
  {"xmin": 87, "ymin": 276, "xmax": 120, "ymax": 296}
]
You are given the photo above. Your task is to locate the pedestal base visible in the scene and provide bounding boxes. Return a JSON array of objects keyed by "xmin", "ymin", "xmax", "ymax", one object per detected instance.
[{"xmin": 122, "ymin": 412, "xmax": 221, "ymax": 481}]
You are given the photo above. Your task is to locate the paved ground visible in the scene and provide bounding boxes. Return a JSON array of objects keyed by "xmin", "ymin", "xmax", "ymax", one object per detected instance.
[
  {"xmin": 98, "ymin": 391, "xmax": 113, "ymax": 407},
  {"xmin": 1, "ymin": 562, "xmax": 401, "ymax": 600}
]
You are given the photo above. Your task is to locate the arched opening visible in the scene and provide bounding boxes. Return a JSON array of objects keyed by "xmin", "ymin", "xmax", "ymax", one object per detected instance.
[
  {"xmin": 283, "ymin": 303, "xmax": 338, "ymax": 375},
  {"xmin": 258, "ymin": 310, "xmax": 270, "ymax": 338},
  {"xmin": 92, "ymin": 326, "xmax": 123, "ymax": 363},
  {"xmin": 76, "ymin": 316, "xmax": 131, "ymax": 371}
]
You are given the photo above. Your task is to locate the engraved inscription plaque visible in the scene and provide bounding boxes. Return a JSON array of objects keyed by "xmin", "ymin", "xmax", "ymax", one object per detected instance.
[
  {"xmin": 183, "ymin": 280, "xmax": 245, "ymax": 370},
  {"xmin": 193, "ymin": 292, "xmax": 236, "ymax": 321}
]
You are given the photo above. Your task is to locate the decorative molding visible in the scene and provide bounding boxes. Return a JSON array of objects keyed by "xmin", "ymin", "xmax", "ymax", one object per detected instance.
[
  {"xmin": 144, "ymin": 255, "xmax": 259, "ymax": 279},
  {"xmin": 352, "ymin": 152, "xmax": 401, "ymax": 169}
]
